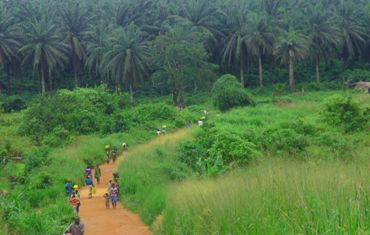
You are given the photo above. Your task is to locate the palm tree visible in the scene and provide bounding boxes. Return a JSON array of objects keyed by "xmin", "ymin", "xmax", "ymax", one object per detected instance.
[
  {"xmin": 103, "ymin": 23, "xmax": 149, "ymax": 101},
  {"xmin": 337, "ymin": 0, "xmax": 368, "ymax": 58},
  {"xmin": 173, "ymin": 0, "xmax": 222, "ymax": 38},
  {"xmin": 306, "ymin": 4, "xmax": 341, "ymax": 83},
  {"xmin": 0, "ymin": 9, "xmax": 21, "ymax": 93},
  {"xmin": 62, "ymin": 3, "xmax": 91, "ymax": 88},
  {"xmin": 222, "ymin": 3, "xmax": 249, "ymax": 87},
  {"xmin": 116, "ymin": 0, "xmax": 168, "ymax": 37},
  {"xmin": 85, "ymin": 23, "xmax": 110, "ymax": 82},
  {"xmin": 19, "ymin": 18, "xmax": 68, "ymax": 93},
  {"xmin": 276, "ymin": 27, "xmax": 309, "ymax": 91},
  {"xmin": 244, "ymin": 12, "xmax": 275, "ymax": 88}
]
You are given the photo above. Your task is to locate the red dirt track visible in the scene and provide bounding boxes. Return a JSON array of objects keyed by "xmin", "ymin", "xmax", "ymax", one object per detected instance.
[{"xmin": 78, "ymin": 154, "xmax": 151, "ymax": 235}]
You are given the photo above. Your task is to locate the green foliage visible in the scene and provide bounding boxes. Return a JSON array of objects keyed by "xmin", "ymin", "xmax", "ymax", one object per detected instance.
[
  {"xmin": 212, "ymin": 74, "xmax": 255, "ymax": 111},
  {"xmin": 19, "ymin": 86, "xmax": 122, "ymax": 144},
  {"xmin": 259, "ymin": 128, "xmax": 309, "ymax": 153},
  {"xmin": 24, "ymin": 147, "xmax": 50, "ymax": 173},
  {"xmin": 178, "ymin": 125, "xmax": 257, "ymax": 175},
  {"xmin": 18, "ymin": 87, "xmax": 199, "ymax": 146},
  {"xmin": 320, "ymin": 95, "xmax": 368, "ymax": 132},
  {"xmin": 1, "ymin": 96, "xmax": 26, "ymax": 113},
  {"xmin": 119, "ymin": 130, "xmax": 193, "ymax": 224},
  {"xmin": 342, "ymin": 68, "xmax": 370, "ymax": 82}
]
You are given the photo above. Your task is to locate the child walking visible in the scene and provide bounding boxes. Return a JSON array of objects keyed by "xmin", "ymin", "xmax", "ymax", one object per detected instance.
[{"xmin": 103, "ymin": 192, "xmax": 110, "ymax": 209}]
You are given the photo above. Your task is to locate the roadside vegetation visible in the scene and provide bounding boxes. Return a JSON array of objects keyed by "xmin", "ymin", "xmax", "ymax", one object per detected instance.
[
  {"xmin": 0, "ymin": 0, "xmax": 369, "ymax": 234},
  {"xmin": 0, "ymin": 87, "xmax": 201, "ymax": 234},
  {"xmin": 116, "ymin": 91, "xmax": 369, "ymax": 234}
]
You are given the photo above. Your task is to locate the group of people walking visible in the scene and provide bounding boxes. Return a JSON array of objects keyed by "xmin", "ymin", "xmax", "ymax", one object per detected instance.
[
  {"xmin": 105, "ymin": 143, "xmax": 127, "ymax": 164},
  {"xmin": 156, "ymin": 125, "xmax": 168, "ymax": 136},
  {"xmin": 63, "ymin": 143, "xmax": 127, "ymax": 234}
]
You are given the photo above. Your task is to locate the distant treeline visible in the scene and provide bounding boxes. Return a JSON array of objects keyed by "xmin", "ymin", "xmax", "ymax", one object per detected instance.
[{"xmin": 0, "ymin": 0, "xmax": 369, "ymax": 101}]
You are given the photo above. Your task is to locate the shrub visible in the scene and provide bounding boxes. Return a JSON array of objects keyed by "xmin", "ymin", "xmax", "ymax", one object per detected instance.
[
  {"xmin": 212, "ymin": 74, "xmax": 255, "ymax": 111},
  {"xmin": 178, "ymin": 127, "xmax": 257, "ymax": 175},
  {"xmin": 1, "ymin": 96, "xmax": 26, "ymax": 113},
  {"xmin": 320, "ymin": 95, "xmax": 368, "ymax": 132},
  {"xmin": 259, "ymin": 128, "xmax": 309, "ymax": 153},
  {"xmin": 24, "ymin": 147, "xmax": 50, "ymax": 173},
  {"xmin": 177, "ymin": 141, "xmax": 206, "ymax": 171},
  {"xmin": 132, "ymin": 103, "xmax": 176, "ymax": 122}
]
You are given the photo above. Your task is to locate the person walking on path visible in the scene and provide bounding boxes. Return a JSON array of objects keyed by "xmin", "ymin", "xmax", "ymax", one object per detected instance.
[
  {"xmin": 85, "ymin": 166, "xmax": 92, "ymax": 178},
  {"xmin": 105, "ymin": 145, "xmax": 110, "ymax": 164},
  {"xmin": 112, "ymin": 146, "xmax": 118, "ymax": 164},
  {"xmin": 70, "ymin": 185, "xmax": 81, "ymax": 214},
  {"xmin": 63, "ymin": 216, "xmax": 84, "ymax": 235},
  {"xmin": 85, "ymin": 176, "xmax": 94, "ymax": 199},
  {"xmin": 110, "ymin": 183, "xmax": 119, "ymax": 209},
  {"xmin": 103, "ymin": 192, "xmax": 110, "ymax": 209},
  {"xmin": 65, "ymin": 179, "xmax": 73, "ymax": 197},
  {"xmin": 122, "ymin": 142, "xmax": 127, "ymax": 153},
  {"xmin": 94, "ymin": 165, "xmax": 101, "ymax": 184}
]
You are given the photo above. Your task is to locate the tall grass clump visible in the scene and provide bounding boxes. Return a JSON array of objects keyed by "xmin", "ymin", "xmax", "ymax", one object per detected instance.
[
  {"xmin": 159, "ymin": 159, "xmax": 370, "ymax": 234},
  {"xmin": 119, "ymin": 129, "xmax": 194, "ymax": 225}
]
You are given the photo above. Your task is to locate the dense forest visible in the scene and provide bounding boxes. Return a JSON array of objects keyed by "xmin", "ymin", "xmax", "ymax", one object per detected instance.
[
  {"xmin": 0, "ymin": 0, "xmax": 369, "ymax": 103},
  {"xmin": 0, "ymin": 1, "xmax": 369, "ymax": 234}
]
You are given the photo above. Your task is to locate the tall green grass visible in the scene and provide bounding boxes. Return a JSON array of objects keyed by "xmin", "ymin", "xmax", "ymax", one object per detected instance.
[
  {"xmin": 119, "ymin": 129, "xmax": 194, "ymax": 225},
  {"xmin": 160, "ymin": 157, "xmax": 370, "ymax": 234}
]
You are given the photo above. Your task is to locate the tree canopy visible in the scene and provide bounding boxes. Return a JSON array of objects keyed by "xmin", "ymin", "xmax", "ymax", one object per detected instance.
[{"xmin": 0, "ymin": 0, "xmax": 369, "ymax": 96}]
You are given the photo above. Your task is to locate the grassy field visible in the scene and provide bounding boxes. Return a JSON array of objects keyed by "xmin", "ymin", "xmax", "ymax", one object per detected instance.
[
  {"xmin": 161, "ymin": 157, "xmax": 370, "ymax": 234},
  {"xmin": 119, "ymin": 128, "xmax": 195, "ymax": 225},
  {"xmin": 115, "ymin": 91, "xmax": 369, "ymax": 234},
  {"xmin": 156, "ymin": 92, "xmax": 369, "ymax": 234}
]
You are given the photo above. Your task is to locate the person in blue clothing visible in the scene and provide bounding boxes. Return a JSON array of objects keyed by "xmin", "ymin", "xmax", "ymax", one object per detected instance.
[
  {"xmin": 65, "ymin": 179, "xmax": 73, "ymax": 197},
  {"xmin": 85, "ymin": 175, "xmax": 94, "ymax": 199}
]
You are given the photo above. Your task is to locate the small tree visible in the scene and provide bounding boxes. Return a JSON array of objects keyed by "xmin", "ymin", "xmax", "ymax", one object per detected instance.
[
  {"xmin": 320, "ymin": 95, "xmax": 368, "ymax": 132},
  {"xmin": 212, "ymin": 74, "xmax": 255, "ymax": 111}
]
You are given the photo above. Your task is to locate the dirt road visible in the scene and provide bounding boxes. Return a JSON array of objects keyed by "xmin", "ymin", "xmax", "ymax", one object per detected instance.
[
  {"xmin": 78, "ymin": 151, "xmax": 151, "ymax": 235},
  {"xmin": 77, "ymin": 129, "xmax": 192, "ymax": 235}
]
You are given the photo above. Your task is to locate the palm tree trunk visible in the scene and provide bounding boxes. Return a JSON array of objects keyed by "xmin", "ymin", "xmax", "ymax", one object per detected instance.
[
  {"xmin": 73, "ymin": 55, "xmax": 79, "ymax": 88},
  {"xmin": 40, "ymin": 67, "xmax": 46, "ymax": 94},
  {"xmin": 129, "ymin": 84, "xmax": 134, "ymax": 103},
  {"xmin": 316, "ymin": 55, "xmax": 320, "ymax": 83},
  {"xmin": 240, "ymin": 53, "xmax": 245, "ymax": 88},
  {"xmin": 258, "ymin": 54, "xmax": 263, "ymax": 88},
  {"xmin": 289, "ymin": 53, "xmax": 294, "ymax": 91},
  {"xmin": 172, "ymin": 89, "xmax": 178, "ymax": 106},
  {"xmin": 6, "ymin": 67, "xmax": 11, "ymax": 95}
]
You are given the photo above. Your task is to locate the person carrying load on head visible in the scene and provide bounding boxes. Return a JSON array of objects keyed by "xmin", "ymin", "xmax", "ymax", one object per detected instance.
[
  {"xmin": 105, "ymin": 145, "xmax": 110, "ymax": 164},
  {"xmin": 122, "ymin": 142, "xmax": 127, "ymax": 153},
  {"xmin": 162, "ymin": 125, "xmax": 167, "ymax": 135},
  {"xmin": 70, "ymin": 185, "xmax": 81, "ymax": 214}
]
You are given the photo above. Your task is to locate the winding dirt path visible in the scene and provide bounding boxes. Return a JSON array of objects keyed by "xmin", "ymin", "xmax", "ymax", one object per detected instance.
[
  {"xmin": 78, "ymin": 151, "xmax": 151, "ymax": 235},
  {"xmin": 78, "ymin": 129, "xmax": 192, "ymax": 235}
]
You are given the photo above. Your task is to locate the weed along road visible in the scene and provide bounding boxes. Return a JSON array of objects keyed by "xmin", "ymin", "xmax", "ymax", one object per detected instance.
[{"xmin": 79, "ymin": 148, "xmax": 151, "ymax": 234}]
